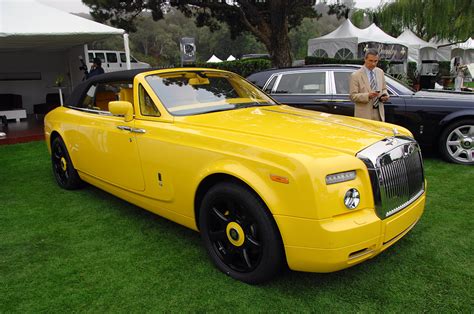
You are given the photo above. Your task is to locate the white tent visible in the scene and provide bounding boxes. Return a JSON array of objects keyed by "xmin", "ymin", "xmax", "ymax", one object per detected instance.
[
  {"xmin": 360, "ymin": 24, "xmax": 407, "ymax": 46},
  {"xmin": 206, "ymin": 55, "xmax": 223, "ymax": 63},
  {"xmin": 308, "ymin": 20, "xmax": 408, "ymax": 62},
  {"xmin": 429, "ymin": 38, "xmax": 453, "ymax": 62},
  {"xmin": 452, "ymin": 38, "xmax": 474, "ymax": 64},
  {"xmin": 0, "ymin": 0, "xmax": 126, "ymax": 114},
  {"xmin": 226, "ymin": 55, "xmax": 236, "ymax": 61},
  {"xmin": 308, "ymin": 19, "xmax": 369, "ymax": 59},
  {"xmin": 397, "ymin": 29, "xmax": 437, "ymax": 72}
]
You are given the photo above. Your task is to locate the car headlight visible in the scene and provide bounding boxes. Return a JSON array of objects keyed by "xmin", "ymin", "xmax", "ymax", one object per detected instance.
[
  {"xmin": 325, "ymin": 170, "xmax": 356, "ymax": 185},
  {"xmin": 344, "ymin": 188, "xmax": 360, "ymax": 209}
]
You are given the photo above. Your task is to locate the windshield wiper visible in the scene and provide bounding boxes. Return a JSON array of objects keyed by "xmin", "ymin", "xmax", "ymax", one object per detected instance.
[{"xmin": 234, "ymin": 102, "xmax": 272, "ymax": 109}]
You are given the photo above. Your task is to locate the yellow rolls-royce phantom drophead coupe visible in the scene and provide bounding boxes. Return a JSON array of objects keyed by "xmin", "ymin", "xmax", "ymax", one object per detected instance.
[{"xmin": 44, "ymin": 68, "xmax": 426, "ymax": 284}]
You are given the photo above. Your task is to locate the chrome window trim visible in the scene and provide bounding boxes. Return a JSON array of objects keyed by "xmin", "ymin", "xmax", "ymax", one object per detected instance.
[
  {"xmin": 264, "ymin": 68, "xmax": 402, "ymax": 97},
  {"xmin": 329, "ymin": 69, "xmax": 401, "ymax": 97},
  {"xmin": 268, "ymin": 69, "xmax": 330, "ymax": 95},
  {"xmin": 262, "ymin": 74, "xmax": 278, "ymax": 94},
  {"xmin": 67, "ymin": 106, "xmax": 114, "ymax": 116}
]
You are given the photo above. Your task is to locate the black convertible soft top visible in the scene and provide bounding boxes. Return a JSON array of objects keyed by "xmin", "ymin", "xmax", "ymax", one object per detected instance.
[{"xmin": 65, "ymin": 68, "xmax": 154, "ymax": 107}]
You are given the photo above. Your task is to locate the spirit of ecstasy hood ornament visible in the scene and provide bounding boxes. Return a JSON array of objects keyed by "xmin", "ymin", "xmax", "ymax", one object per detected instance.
[{"xmin": 385, "ymin": 128, "xmax": 400, "ymax": 146}]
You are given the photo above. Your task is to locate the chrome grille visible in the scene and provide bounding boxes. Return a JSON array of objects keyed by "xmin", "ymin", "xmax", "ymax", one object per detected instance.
[{"xmin": 357, "ymin": 137, "xmax": 425, "ymax": 219}]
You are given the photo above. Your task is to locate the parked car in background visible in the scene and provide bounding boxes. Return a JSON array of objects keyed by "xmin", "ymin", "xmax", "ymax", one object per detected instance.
[
  {"xmin": 87, "ymin": 50, "xmax": 150, "ymax": 72},
  {"xmin": 247, "ymin": 65, "xmax": 474, "ymax": 165},
  {"xmin": 45, "ymin": 68, "xmax": 426, "ymax": 283}
]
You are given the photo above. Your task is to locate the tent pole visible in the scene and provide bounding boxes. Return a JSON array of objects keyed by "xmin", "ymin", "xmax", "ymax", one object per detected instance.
[{"xmin": 123, "ymin": 33, "xmax": 131, "ymax": 70}]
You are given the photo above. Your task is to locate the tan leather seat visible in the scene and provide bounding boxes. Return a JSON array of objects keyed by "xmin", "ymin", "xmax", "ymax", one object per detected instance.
[
  {"xmin": 95, "ymin": 91, "xmax": 116, "ymax": 111},
  {"xmin": 119, "ymin": 88, "xmax": 133, "ymax": 104}
]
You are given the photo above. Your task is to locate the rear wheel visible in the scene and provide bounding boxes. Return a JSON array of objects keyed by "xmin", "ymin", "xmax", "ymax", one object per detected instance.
[
  {"xmin": 51, "ymin": 136, "xmax": 83, "ymax": 189},
  {"xmin": 439, "ymin": 119, "xmax": 474, "ymax": 165},
  {"xmin": 199, "ymin": 182, "xmax": 284, "ymax": 284}
]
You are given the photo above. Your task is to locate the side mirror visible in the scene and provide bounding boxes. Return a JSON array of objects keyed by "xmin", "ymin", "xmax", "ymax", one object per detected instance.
[{"xmin": 109, "ymin": 101, "xmax": 133, "ymax": 122}]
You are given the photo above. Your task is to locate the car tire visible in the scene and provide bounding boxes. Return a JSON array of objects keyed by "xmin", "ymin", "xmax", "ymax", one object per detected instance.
[
  {"xmin": 199, "ymin": 182, "xmax": 284, "ymax": 284},
  {"xmin": 439, "ymin": 119, "xmax": 474, "ymax": 165},
  {"xmin": 51, "ymin": 136, "xmax": 83, "ymax": 189}
]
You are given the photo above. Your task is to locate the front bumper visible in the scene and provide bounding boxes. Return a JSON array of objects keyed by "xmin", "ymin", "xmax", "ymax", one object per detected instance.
[{"xmin": 274, "ymin": 191, "xmax": 426, "ymax": 273}]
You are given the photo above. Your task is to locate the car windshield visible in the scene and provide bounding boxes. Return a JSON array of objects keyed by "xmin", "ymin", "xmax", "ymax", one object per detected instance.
[{"xmin": 145, "ymin": 71, "xmax": 277, "ymax": 116}]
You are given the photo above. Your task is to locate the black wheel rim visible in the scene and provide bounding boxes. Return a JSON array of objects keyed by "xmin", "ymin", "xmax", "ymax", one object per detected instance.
[
  {"xmin": 52, "ymin": 141, "xmax": 69, "ymax": 186},
  {"xmin": 206, "ymin": 198, "xmax": 263, "ymax": 273}
]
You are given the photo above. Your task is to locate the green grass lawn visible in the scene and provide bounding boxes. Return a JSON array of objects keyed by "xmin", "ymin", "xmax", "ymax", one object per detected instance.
[{"xmin": 1, "ymin": 141, "xmax": 473, "ymax": 312}]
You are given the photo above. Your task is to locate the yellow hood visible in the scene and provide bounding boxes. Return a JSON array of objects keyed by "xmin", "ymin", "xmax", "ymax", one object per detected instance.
[{"xmin": 177, "ymin": 105, "xmax": 409, "ymax": 156}]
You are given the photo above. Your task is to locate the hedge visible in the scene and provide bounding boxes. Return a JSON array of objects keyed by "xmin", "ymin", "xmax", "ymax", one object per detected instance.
[
  {"xmin": 194, "ymin": 57, "xmax": 433, "ymax": 84},
  {"xmin": 196, "ymin": 59, "xmax": 272, "ymax": 78}
]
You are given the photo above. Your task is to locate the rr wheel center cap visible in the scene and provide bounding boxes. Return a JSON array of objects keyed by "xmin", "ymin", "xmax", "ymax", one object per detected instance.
[
  {"xmin": 460, "ymin": 138, "xmax": 472, "ymax": 149},
  {"xmin": 226, "ymin": 222, "xmax": 245, "ymax": 247},
  {"xmin": 60, "ymin": 157, "xmax": 67, "ymax": 171}
]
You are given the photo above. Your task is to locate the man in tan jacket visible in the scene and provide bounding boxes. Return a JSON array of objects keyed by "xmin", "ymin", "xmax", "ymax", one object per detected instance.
[{"xmin": 349, "ymin": 49, "xmax": 389, "ymax": 121}]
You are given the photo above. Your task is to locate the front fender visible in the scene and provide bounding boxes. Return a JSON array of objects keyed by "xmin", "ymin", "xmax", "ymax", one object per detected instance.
[
  {"xmin": 439, "ymin": 110, "xmax": 474, "ymax": 127},
  {"xmin": 193, "ymin": 157, "xmax": 315, "ymax": 219}
]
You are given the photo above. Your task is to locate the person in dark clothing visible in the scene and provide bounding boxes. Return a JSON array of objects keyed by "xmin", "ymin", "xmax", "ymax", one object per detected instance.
[{"xmin": 87, "ymin": 58, "xmax": 105, "ymax": 79}]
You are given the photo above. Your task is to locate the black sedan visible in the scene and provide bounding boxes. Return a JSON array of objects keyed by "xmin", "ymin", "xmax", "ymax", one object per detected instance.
[{"xmin": 247, "ymin": 65, "xmax": 474, "ymax": 165}]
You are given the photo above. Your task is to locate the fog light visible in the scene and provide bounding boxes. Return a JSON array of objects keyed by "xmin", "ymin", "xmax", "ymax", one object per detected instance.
[
  {"xmin": 326, "ymin": 170, "xmax": 356, "ymax": 185},
  {"xmin": 344, "ymin": 188, "xmax": 360, "ymax": 209}
]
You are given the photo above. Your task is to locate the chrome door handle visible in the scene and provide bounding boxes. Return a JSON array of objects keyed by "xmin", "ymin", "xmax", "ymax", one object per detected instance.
[
  {"xmin": 117, "ymin": 126, "xmax": 146, "ymax": 134},
  {"xmin": 314, "ymin": 99, "xmax": 332, "ymax": 102}
]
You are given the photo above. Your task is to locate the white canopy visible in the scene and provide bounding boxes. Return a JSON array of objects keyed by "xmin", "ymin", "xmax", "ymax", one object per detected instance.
[
  {"xmin": 452, "ymin": 38, "xmax": 474, "ymax": 64},
  {"xmin": 308, "ymin": 19, "xmax": 368, "ymax": 58},
  {"xmin": 397, "ymin": 29, "xmax": 437, "ymax": 70},
  {"xmin": 429, "ymin": 38, "xmax": 452, "ymax": 62},
  {"xmin": 0, "ymin": 0, "xmax": 125, "ymax": 51},
  {"xmin": 308, "ymin": 20, "xmax": 407, "ymax": 60},
  {"xmin": 207, "ymin": 55, "xmax": 223, "ymax": 63},
  {"xmin": 0, "ymin": 0, "xmax": 127, "ymax": 114},
  {"xmin": 361, "ymin": 24, "xmax": 407, "ymax": 45},
  {"xmin": 226, "ymin": 55, "xmax": 236, "ymax": 61}
]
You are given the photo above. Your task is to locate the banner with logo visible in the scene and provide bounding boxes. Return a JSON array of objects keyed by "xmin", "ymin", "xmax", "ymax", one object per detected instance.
[
  {"xmin": 180, "ymin": 37, "xmax": 196, "ymax": 66},
  {"xmin": 358, "ymin": 42, "xmax": 408, "ymax": 62}
]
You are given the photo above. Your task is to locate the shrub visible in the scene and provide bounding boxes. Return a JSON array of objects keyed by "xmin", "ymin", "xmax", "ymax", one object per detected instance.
[{"xmin": 197, "ymin": 59, "xmax": 272, "ymax": 77}]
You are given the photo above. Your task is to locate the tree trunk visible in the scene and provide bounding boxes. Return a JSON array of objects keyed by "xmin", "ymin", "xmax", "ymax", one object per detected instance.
[
  {"xmin": 268, "ymin": 30, "xmax": 292, "ymax": 68},
  {"xmin": 268, "ymin": 1, "xmax": 292, "ymax": 68}
]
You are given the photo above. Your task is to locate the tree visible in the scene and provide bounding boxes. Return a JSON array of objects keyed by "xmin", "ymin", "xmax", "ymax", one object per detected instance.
[
  {"xmin": 375, "ymin": 0, "xmax": 473, "ymax": 42},
  {"xmin": 82, "ymin": 0, "xmax": 320, "ymax": 67}
]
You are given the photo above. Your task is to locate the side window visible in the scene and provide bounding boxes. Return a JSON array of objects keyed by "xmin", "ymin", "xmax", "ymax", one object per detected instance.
[
  {"xmin": 78, "ymin": 81, "xmax": 133, "ymax": 112},
  {"xmin": 333, "ymin": 71, "xmax": 352, "ymax": 95},
  {"xmin": 88, "ymin": 53, "xmax": 94, "ymax": 61},
  {"xmin": 139, "ymin": 85, "xmax": 160, "ymax": 117},
  {"xmin": 106, "ymin": 52, "xmax": 118, "ymax": 63},
  {"xmin": 263, "ymin": 75, "xmax": 277, "ymax": 93},
  {"xmin": 275, "ymin": 72, "xmax": 326, "ymax": 94},
  {"xmin": 95, "ymin": 53, "xmax": 105, "ymax": 63},
  {"xmin": 119, "ymin": 53, "xmax": 138, "ymax": 63}
]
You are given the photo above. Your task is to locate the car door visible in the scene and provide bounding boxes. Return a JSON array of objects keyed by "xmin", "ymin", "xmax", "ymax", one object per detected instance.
[
  {"xmin": 67, "ymin": 82, "xmax": 145, "ymax": 191},
  {"xmin": 328, "ymin": 70, "xmax": 355, "ymax": 116},
  {"xmin": 132, "ymin": 84, "xmax": 175, "ymax": 202},
  {"xmin": 330, "ymin": 70, "xmax": 407, "ymax": 126},
  {"xmin": 267, "ymin": 70, "xmax": 333, "ymax": 113}
]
